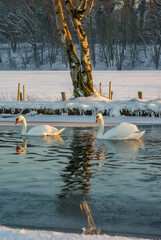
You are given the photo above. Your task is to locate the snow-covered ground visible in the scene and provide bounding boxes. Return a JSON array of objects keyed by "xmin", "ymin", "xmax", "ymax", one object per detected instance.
[
  {"xmin": 0, "ymin": 70, "xmax": 161, "ymax": 240},
  {"xmin": 0, "ymin": 70, "xmax": 161, "ymax": 119},
  {"xmin": 0, "ymin": 226, "xmax": 150, "ymax": 240},
  {"xmin": 0, "ymin": 70, "xmax": 161, "ymax": 101}
]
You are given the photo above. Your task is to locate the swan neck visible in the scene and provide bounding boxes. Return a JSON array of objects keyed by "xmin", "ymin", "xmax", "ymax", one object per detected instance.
[
  {"xmin": 97, "ymin": 117, "xmax": 104, "ymax": 138},
  {"xmin": 21, "ymin": 117, "xmax": 27, "ymax": 135}
]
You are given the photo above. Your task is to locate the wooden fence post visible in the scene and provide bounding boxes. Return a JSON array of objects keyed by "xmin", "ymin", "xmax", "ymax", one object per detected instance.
[
  {"xmin": 109, "ymin": 82, "xmax": 112, "ymax": 100},
  {"xmin": 23, "ymin": 85, "xmax": 25, "ymax": 101},
  {"xmin": 17, "ymin": 83, "xmax": 20, "ymax": 101},
  {"xmin": 61, "ymin": 92, "xmax": 66, "ymax": 101},
  {"xmin": 20, "ymin": 92, "xmax": 22, "ymax": 101},
  {"xmin": 99, "ymin": 83, "xmax": 102, "ymax": 95},
  {"xmin": 138, "ymin": 91, "xmax": 143, "ymax": 99},
  {"xmin": 111, "ymin": 91, "xmax": 113, "ymax": 100}
]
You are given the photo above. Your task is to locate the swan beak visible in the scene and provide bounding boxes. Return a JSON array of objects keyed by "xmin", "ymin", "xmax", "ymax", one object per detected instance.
[
  {"xmin": 15, "ymin": 118, "xmax": 19, "ymax": 125},
  {"xmin": 96, "ymin": 116, "xmax": 99, "ymax": 123}
]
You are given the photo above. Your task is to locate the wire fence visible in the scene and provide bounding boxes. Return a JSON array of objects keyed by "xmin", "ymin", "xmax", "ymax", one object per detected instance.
[{"xmin": 0, "ymin": 71, "xmax": 161, "ymax": 102}]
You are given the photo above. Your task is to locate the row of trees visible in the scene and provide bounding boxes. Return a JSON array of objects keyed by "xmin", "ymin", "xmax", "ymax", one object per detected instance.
[
  {"xmin": 0, "ymin": 0, "xmax": 160, "ymax": 68},
  {"xmin": 91, "ymin": 0, "xmax": 161, "ymax": 70},
  {"xmin": 0, "ymin": 0, "xmax": 161, "ymax": 95}
]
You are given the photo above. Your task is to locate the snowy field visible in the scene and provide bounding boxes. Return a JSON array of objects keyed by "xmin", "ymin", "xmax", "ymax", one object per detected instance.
[
  {"xmin": 0, "ymin": 70, "xmax": 161, "ymax": 240},
  {"xmin": 0, "ymin": 70, "xmax": 161, "ymax": 102}
]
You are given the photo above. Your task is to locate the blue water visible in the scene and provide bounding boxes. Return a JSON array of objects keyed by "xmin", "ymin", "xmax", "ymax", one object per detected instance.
[{"xmin": 0, "ymin": 124, "xmax": 161, "ymax": 238}]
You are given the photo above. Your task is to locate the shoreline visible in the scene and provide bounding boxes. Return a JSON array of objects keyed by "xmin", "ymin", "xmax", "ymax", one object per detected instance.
[
  {"xmin": 0, "ymin": 114, "xmax": 161, "ymax": 127},
  {"xmin": 0, "ymin": 122, "xmax": 161, "ymax": 127}
]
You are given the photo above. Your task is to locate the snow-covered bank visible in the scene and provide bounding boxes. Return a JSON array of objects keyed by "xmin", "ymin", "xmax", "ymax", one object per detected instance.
[
  {"xmin": 0, "ymin": 71, "xmax": 161, "ymax": 117},
  {"xmin": 0, "ymin": 226, "xmax": 150, "ymax": 240},
  {"xmin": 0, "ymin": 96, "xmax": 161, "ymax": 118}
]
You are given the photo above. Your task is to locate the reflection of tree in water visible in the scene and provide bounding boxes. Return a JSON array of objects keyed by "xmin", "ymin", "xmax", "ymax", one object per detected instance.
[{"xmin": 60, "ymin": 131, "xmax": 95, "ymax": 197}]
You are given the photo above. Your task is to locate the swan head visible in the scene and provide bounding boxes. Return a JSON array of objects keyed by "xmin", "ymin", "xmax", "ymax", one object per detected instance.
[
  {"xmin": 15, "ymin": 115, "xmax": 25, "ymax": 125},
  {"xmin": 96, "ymin": 113, "xmax": 103, "ymax": 123}
]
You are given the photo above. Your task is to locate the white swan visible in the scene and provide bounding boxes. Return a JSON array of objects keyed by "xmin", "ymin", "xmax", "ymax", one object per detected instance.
[
  {"xmin": 15, "ymin": 115, "xmax": 65, "ymax": 136},
  {"xmin": 96, "ymin": 113, "xmax": 145, "ymax": 140}
]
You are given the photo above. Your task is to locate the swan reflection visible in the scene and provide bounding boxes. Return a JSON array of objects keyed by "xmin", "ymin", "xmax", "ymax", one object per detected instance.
[
  {"xmin": 97, "ymin": 139, "xmax": 144, "ymax": 154},
  {"xmin": 16, "ymin": 135, "xmax": 64, "ymax": 154},
  {"xmin": 16, "ymin": 138, "xmax": 27, "ymax": 155},
  {"xmin": 27, "ymin": 135, "xmax": 64, "ymax": 147},
  {"xmin": 43, "ymin": 135, "xmax": 64, "ymax": 143}
]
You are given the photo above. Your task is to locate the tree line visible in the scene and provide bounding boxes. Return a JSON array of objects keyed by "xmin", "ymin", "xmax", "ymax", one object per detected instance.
[{"xmin": 0, "ymin": 0, "xmax": 161, "ymax": 70}]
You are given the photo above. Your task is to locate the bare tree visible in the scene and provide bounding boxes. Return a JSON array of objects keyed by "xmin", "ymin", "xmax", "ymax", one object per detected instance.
[
  {"xmin": 145, "ymin": 0, "xmax": 161, "ymax": 69},
  {"xmin": 13, "ymin": 1, "xmax": 47, "ymax": 68},
  {"xmin": 97, "ymin": 13, "xmax": 115, "ymax": 68},
  {"xmin": 0, "ymin": 1, "xmax": 19, "ymax": 52},
  {"xmin": 52, "ymin": 0, "xmax": 94, "ymax": 97}
]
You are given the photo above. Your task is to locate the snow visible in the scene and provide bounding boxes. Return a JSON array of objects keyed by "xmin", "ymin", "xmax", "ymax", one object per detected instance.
[
  {"xmin": 0, "ymin": 226, "xmax": 150, "ymax": 240},
  {"xmin": 0, "ymin": 70, "xmax": 161, "ymax": 120},
  {"xmin": 0, "ymin": 70, "xmax": 161, "ymax": 239},
  {"xmin": 1, "ymin": 96, "xmax": 161, "ymax": 126},
  {"xmin": 0, "ymin": 70, "xmax": 161, "ymax": 102}
]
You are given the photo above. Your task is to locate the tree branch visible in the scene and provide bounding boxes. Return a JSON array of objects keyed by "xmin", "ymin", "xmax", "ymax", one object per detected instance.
[
  {"xmin": 77, "ymin": 0, "xmax": 85, "ymax": 10},
  {"xmin": 75, "ymin": 0, "xmax": 94, "ymax": 18},
  {"xmin": 65, "ymin": 0, "xmax": 94, "ymax": 19}
]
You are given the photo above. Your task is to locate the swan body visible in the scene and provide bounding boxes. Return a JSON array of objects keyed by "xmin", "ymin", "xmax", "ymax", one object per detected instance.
[
  {"xmin": 15, "ymin": 115, "xmax": 65, "ymax": 136},
  {"xmin": 96, "ymin": 113, "xmax": 145, "ymax": 140}
]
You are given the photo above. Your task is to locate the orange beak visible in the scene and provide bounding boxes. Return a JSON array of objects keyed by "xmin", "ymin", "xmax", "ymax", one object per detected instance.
[
  {"xmin": 96, "ymin": 116, "xmax": 99, "ymax": 123},
  {"xmin": 15, "ymin": 118, "xmax": 19, "ymax": 125}
]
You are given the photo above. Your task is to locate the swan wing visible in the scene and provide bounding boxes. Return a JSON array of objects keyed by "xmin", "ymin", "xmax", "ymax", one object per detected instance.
[
  {"xmin": 127, "ymin": 130, "xmax": 145, "ymax": 139},
  {"xmin": 102, "ymin": 122, "xmax": 142, "ymax": 139},
  {"xmin": 53, "ymin": 128, "xmax": 65, "ymax": 135}
]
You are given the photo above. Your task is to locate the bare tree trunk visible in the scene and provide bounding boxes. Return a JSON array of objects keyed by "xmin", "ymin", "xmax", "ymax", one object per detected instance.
[
  {"xmin": 150, "ymin": 44, "xmax": 161, "ymax": 69},
  {"xmin": 52, "ymin": 0, "xmax": 94, "ymax": 97}
]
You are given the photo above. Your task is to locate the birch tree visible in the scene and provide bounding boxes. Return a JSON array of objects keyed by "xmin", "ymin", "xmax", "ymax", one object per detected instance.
[{"xmin": 52, "ymin": 0, "xmax": 94, "ymax": 97}]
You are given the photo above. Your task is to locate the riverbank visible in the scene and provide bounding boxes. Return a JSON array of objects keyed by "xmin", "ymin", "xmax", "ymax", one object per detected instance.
[{"xmin": 0, "ymin": 95, "xmax": 161, "ymax": 118}]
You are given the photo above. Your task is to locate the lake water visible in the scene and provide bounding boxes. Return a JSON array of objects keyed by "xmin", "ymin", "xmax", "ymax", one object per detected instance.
[{"xmin": 0, "ymin": 125, "xmax": 161, "ymax": 238}]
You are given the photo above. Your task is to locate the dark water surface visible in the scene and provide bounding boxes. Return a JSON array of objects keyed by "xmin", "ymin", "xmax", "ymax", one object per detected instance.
[{"xmin": 0, "ymin": 124, "xmax": 161, "ymax": 238}]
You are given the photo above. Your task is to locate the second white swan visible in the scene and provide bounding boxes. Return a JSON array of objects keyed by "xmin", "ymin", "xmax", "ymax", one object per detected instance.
[
  {"xmin": 15, "ymin": 115, "xmax": 65, "ymax": 136},
  {"xmin": 96, "ymin": 113, "xmax": 145, "ymax": 140}
]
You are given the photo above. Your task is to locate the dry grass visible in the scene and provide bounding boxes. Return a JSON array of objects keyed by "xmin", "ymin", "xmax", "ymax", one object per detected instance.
[
  {"xmin": 80, "ymin": 199, "xmax": 101, "ymax": 235},
  {"xmin": 0, "ymin": 93, "xmax": 16, "ymax": 101}
]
